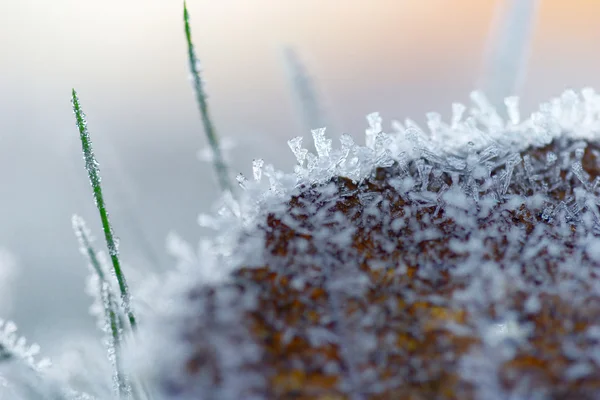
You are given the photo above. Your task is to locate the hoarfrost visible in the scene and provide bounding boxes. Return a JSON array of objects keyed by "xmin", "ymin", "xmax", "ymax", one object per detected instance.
[
  {"xmin": 287, "ymin": 136, "xmax": 308, "ymax": 166},
  {"xmin": 138, "ymin": 89, "xmax": 600, "ymax": 399},
  {"xmin": 311, "ymin": 128, "xmax": 331, "ymax": 158},
  {"xmin": 252, "ymin": 159, "xmax": 264, "ymax": 182}
]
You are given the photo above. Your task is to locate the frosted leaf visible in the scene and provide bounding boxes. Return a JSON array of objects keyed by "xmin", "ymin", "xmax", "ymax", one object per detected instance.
[
  {"xmin": 252, "ymin": 159, "xmax": 264, "ymax": 182},
  {"xmin": 312, "ymin": 128, "xmax": 332, "ymax": 158}
]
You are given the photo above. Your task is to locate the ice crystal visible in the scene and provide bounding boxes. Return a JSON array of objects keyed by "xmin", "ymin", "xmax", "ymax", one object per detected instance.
[
  {"xmin": 0, "ymin": 320, "xmax": 50, "ymax": 372},
  {"xmin": 138, "ymin": 89, "xmax": 600, "ymax": 399},
  {"xmin": 252, "ymin": 159, "xmax": 264, "ymax": 182},
  {"xmin": 0, "ymin": 319, "xmax": 97, "ymax": 400},
  {"xmin": 288, "ymin": 137, "xmax": 308, "ymax": 166}
]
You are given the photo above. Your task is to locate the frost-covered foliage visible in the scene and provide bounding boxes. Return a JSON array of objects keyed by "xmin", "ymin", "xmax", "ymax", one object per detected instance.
[
  {"xmin": 137, "ymin": 89, "xmax": 600, "ymax": 399},
  {"xmin": 73, "ymin": 215, "xmax": 133, "ymax": 398},
  {"xmin": 0, "ymin": 251, "xmax": 66, "ymax": 399},
  {"xmin": 0, "ymin": 320, "xmax": 76, "ymax": 400}
]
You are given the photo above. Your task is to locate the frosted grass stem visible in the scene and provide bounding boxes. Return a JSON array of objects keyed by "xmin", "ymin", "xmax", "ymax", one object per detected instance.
[
  {"xmin": 71, "ymin": 89, "xmax": 137, "ymax": 331},
  {"xmin": 183, "ymin": 2, "xmax": 233, "ymax": 193},
  {"xmin": 282, "ymin": 47, "xmax": 330, "ymax": 137},
  {"xmin": 74, "ymin": 218, "xmax": 128, "ymax": 397},
  {"xmin": 73, "ymin": 216, "xmax": 126, "ymax": 344}
]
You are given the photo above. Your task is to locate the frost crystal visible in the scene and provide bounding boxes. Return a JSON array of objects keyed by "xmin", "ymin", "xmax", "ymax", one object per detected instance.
[
  {"xmin": 252, "ymin": 159, "xmax": 264, "ymax": 182},
  {"xmin": 311, "ymin": 127, "xmax": 332, "ymax": 158},
  {"xmin": 0, "ymin": 320, "xmax": 50, "ymax": 372},
  {"xmin": 139, "ymin": 89, "xmax": 600, "ymax": 399},
  {"xmin": 287, "ymin": 137, "xmax": 308, "ymax": 166}
]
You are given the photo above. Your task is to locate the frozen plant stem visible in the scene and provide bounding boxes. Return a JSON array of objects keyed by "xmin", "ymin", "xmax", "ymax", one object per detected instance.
[
  {"xmin": 71, "ymin": 89, "xmax": 137, "ymax": 331},
  {"xmin": 73, "ymin": 217, "xmax": 129, "ymax": 398},
  {"xmin": 183, "ymin": 1, "xmax": 233, "ymax": 194},
  {"xmin": 282, "ymin": 47, "xmax": 330, "ymax": 138}
]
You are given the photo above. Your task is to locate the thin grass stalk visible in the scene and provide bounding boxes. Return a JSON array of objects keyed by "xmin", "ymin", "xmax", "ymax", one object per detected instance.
[
  {"xmin": 73, "ymin": 217, "xmax": 129, "ymax": 398},
  {"xmin": 71, "ymin": 89, "xmax": 137, "ymax": 330},
  {"xmin": 282, "ymin": 47, "xmax": 329, "ymax": 136},
  {"xmin": 73, "ymin": 217, "xmax": 127, "ymax": 340},
  {"xmin": 183, "ymin": 2, "xmax": 233, "ymax": 193}
]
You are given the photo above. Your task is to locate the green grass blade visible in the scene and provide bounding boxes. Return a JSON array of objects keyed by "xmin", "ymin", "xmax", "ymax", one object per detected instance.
[
  {"xmin": 71, "ymin": 89, "xmax": 137, "ymax": 331},
  {"xmin": 183, "ymin": 2, "xmax": 233, "ymax": 194},
  {"xmin": 73, "ymin": 216, "xmax": 127, "ymax": 330}
]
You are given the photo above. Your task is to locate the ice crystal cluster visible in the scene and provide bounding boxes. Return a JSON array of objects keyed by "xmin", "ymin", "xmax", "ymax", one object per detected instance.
[{"xmin": 137, "ymin": 89, "xmax": 600, "ymax": 400}]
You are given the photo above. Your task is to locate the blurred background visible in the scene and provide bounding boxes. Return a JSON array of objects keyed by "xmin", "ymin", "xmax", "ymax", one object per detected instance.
[{"xmin": 1, "ymin": 0, "xmax": 600, "ymax": 358}]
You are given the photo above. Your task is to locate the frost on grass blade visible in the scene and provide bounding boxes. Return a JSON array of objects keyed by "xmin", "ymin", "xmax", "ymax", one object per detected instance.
[
  {"xmin": 139, "ymin": 89, "xmax": 600, "ymax": 399},
  {"xmin": 183, "ymin": 2, "xmax": 233, "ymax": 194},
  {"xmin": 71, "ymin": 89, "xmax": 136, "ymax": 331},
  {"xmin": 72, "ymin": 215, "xmax": 131, "ymax": 398},
  {"xmin": 282, "ymin": 46, "xmax": 330, "ymax": 138},
  {"xmin": 0, "ymin": 320, "xmax": 78, "ymax": 400}
]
